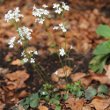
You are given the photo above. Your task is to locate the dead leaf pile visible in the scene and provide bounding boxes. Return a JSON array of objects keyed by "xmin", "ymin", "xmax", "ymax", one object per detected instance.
[{"xmin": 5, "ymin": 70, "xmax": 29, "ymax": 90}]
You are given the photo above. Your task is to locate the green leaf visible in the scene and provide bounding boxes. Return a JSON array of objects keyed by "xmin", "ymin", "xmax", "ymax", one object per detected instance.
[
  {"xmin": 98, "ymin": 84, "xmax": 109, "ymax": 94},
  {"xmin": 55, "ymin": 105, "xmax": 61, "ymax": 110},
  {"xmin": 29, "ymin": 93, "xmax": 39, "ymax": 108},
  {"xmin": 96, "ymin": 24, "xmax": 110, "ymax": 38},
  {"xmin": 89, "ymin": 55, "xmax": 108, "ymax": 73},
  {"xmin": 30, "ymin": 99, "xmax": 39, "ymax": 108},
  {"xmin": 93, "ymin": 41, "xmax": 110, "ymax": 55},
  {"xmin": 85, "ymin": 87, "xmax": 97, "ymax": 100},
  {"xmin": 19, "ymin": 97, "xmax": 30, "ymax": 109},
  {"xmin": 76, "ymin": 90, "xmax": 83, "ymax": 97},
  {"xmin": 63, "ymin": 94, "xmax": 68, "ymax": 100},
  {"xmin": 49, "ymin": 98, "xmax": 60, "ymax": 105}
]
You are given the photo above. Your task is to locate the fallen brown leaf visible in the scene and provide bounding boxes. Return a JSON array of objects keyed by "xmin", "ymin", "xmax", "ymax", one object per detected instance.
[
  {"xmin": 80, "ymin": 76, "xmax": 92, "ymax": 87},
  {"xmin": 51, "ymin": 73, "xmax": 59, "ymax": 82},
  {"xmin": 82, "ymin": 105, "xmax": 92, "ymax": 110},
  {"xmin": 38, "ymin": 105, "xmax": 48, "ymax": 110},
  {"xmin": 0, "ymin": 67, "xmax": 9, "ymax": 76},
  {"xmin": 51, "ymin": 66, "xmax": 72, "ymax": 82},
  {"xmin": 65, "ymin": 97, "xmax": 84, "ymax": 110},
  {"xmin": 90, "ymin": 97, "xmax": 110, "ymax": 110},
  {"xmin": 11, "ymin": 59, "xmax": 22, "ymax": 66},
  {"xmin": 91, "ymin": 74, "xmax": 110, "ymax": 85},
  {"xmin": 5, "ymin": 70, "xmax": 29, "ymax": 90},
  {"xmin": 70, "ymin": 72, "xmax": 86, "ymax": 82}
]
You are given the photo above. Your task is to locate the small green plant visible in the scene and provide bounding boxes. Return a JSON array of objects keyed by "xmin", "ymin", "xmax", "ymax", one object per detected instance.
[
  {"xmin": 16, "ymin": 83, "xmax": 109, "ymax": 110},
  {"xmin": 14, "ymin": 81, "xmax": 85, "ymax": 110},
  {"xmin": 17, "ymin": 83, "xmax": 64, "ymax": 110},
  {"xmin": 19, "ymin": 93, "xmax": 40, "ymax": 109},
  {"xmin": 89, "ymin": 24, "xmax": 110, "ymax": 73},
  {"xmin": 66, "ymin": 81, "xmax": 84, "ymax": 97}
]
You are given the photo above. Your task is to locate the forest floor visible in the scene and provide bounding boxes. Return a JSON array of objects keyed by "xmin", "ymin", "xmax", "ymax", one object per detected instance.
[{"xmin": 1, "ymin": 0, "xmax": 110, "ymax": 110}]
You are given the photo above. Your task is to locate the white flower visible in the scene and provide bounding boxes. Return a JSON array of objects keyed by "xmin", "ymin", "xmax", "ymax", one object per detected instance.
[
  {"xmin": 53, "ymin": 3, "xmax": 60, "ymax": 8},
  {"xmin": 53, "ymin": 26, "xmax": 59, "ymax": 30},
  {"xmin": 59, "ymin": 48, "xmax": 66, "ymax": 56},
  {"xmin": 8, "ymin": 36, "xmax": 16, "ymax": 48},
  {"xmin": 59, "ymin": 23, "xmax": 67, "ymax": 32},
  {"xmin": 30, "ymin": 58, "xmax": 35, "ymax": 63},
  {"xmin": 4, "ymin": 7, "xmax": 23, "ymax": 22},
  {"xmin": 53, "ymin": 3, "xmax": 62, "ymax": 14},
  {"xmin": 70, "ymin": 45, "xmax": 74, "ymax": 49},
  {"xmin": 42, "ymin": 91, "xmax": 46, "ymax": 95},
  {"xmin": 32, "ymin": 5, "xmax": 49, "ymax": 24},
  {"xmin": 53, "ymin": 2, "xmax": 69, "ymax": 14},
  {"xmin": 61, "ymin": 2, "xmax": 69, "ymax": 11},
  {"xmin": 42, "ymin": 4, "xmax": 48, "ymax": 8},
  {"xmin": 34, "ymin": 51, "xmax": 38, "ymax": 55},
  {"xmin": 17, "ymin": 26, "xmax": 32, "ymax": 40},
  {"xmin": 36, "ymin": 18, "xmax": 45, "ymax": 24},
  {"xmin": 23, "ymin": 58, "xmax": 28, "ymax": 63},
  {"xmin": 53, "ymin": 23, "xmax": 67, "ymax": 32},
  {"xmin": 55, "ymin": 7, "xmax": 63, "ymax": 14},
  {"xmin": 21, "ymin": 51, "xmax": 25, "ymax": 57},
  {"xmin": 21, "ymin": 50, "xmax": 38, "ymax": 64},
  {"xmin": 17, "ymin": 39, "xmax": 23, "ymax": 45}
]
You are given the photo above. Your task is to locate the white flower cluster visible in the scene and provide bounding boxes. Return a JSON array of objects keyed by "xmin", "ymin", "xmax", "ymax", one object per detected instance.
[
  {"xmin": 4, "ymin": 7, "xmax": 23, "ymax": 22},
  {"xmin": 32, "ymin": 5, "xmax": 49, "ymax": 24},
  {"xmin": 8, "ymin": 36, "xmax": 16, "ymax": 48},
  {"xmin": 53, "ymin": 23, "xmax": 67, "ymax": 32},
  {"xmin": 17, "ymin": 26, "xmax": 33, "ymax": 41},
  {"xmin": 8, "ymin": 26, "xmax": 32, "ymax": 48},
  {"xmin": 59, "ymin": 48, "xmax": 66, "ymax": 56},
  {"xmin": 53, "ymin": 2, "xmax": 69, "ymax": 14},
  {"xmin": 21, "ymin": 50, "xmax": 38, "ymax": 63}
]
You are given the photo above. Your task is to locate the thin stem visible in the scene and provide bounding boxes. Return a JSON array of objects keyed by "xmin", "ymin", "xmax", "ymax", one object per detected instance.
[
  {"xmin": 32, "ymin": 63, "xmax": 44, "ymax": 82},
  {"xmin": 58, "ymin": 54, "xmax": 68, "ymax": 82}
]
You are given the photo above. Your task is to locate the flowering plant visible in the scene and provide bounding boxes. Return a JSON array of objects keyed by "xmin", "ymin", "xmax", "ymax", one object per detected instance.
[{"xmin": 5, "ymin": 1, "xmax": 70, "ymax": 82}]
